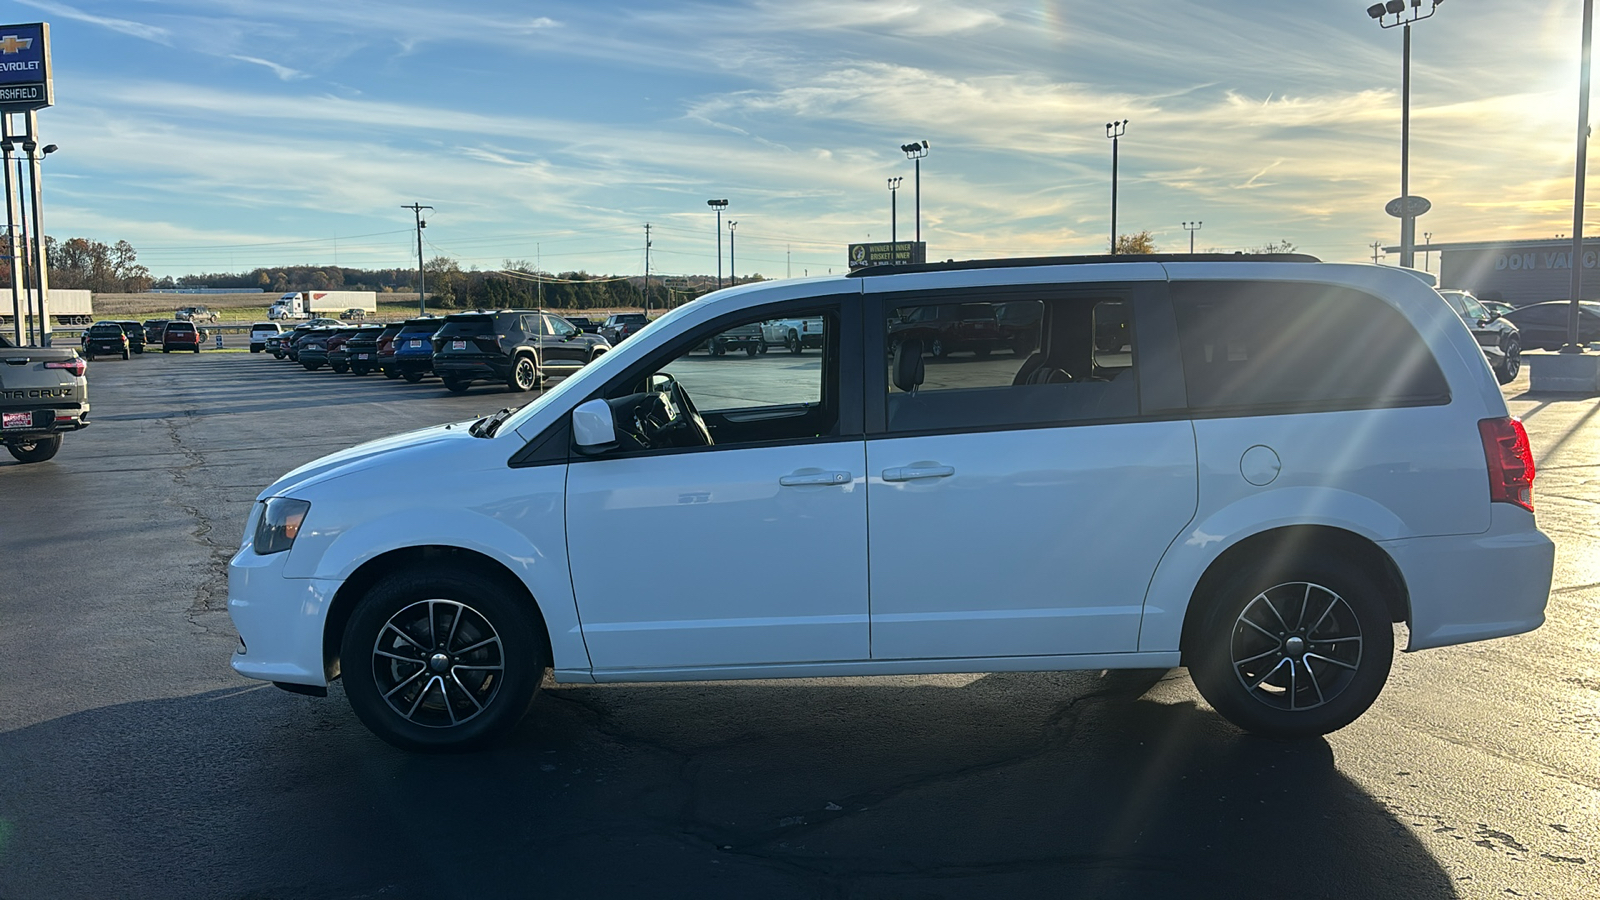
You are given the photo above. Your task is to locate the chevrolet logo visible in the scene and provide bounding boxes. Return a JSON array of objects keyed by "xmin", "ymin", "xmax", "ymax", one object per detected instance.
[{"xmin": 0, "ymin": 35, "xmax": 33, "ymax": 54}]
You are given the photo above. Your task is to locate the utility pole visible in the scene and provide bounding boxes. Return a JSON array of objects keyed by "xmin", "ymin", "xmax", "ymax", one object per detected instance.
[
  {"xmin": 728, "ymin": 221, "xmax": 738, "ymax": 285},
  {"xmin": 643, "ymin": 223, "xmax": 651, "ymax": 317},
  {"xmin": 403, "ymin": 203, "xmax": 431, "ymax": 315},
  {"xmin": 1371, "ymin": 241, "xmax": 1384, "ymax": 264},
  {"xmin": 1106, "ymin": 120, "xmax": 1128, "ymax": 254}
]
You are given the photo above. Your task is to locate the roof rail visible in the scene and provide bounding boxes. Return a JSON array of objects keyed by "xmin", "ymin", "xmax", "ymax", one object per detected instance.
[{"xmin": 848, "ymin": 252, "xmax": 1320, "ymax": 277}]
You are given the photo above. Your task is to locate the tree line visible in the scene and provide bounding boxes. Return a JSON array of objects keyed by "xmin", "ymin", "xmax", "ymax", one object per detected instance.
[{"xmin": 0, "ymin": 236, "xmax": 155, "ymax": 293}]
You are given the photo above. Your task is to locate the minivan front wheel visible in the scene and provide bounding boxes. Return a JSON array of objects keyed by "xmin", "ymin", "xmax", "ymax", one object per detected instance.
[
  {"xmin": 342, "ymin": 567, "xmax": 545, "ymax": 752},
  {"xmin": 1189, "ymin": 559, "xmax": 1393, "ymax": 738}
]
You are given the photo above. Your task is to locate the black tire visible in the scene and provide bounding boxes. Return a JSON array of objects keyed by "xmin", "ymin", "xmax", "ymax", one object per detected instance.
[
  {"xmin": 1188, "ymin": 556, "xmax": 1394, "ymax": 738},
  {"xmin": 745, "ymin": 344, "xmax": 759, "ymax": 357},
  {"xmin": 251, "ymin": 347, "xmax": 260, "ymax": 353},
  {"xmin": 163, "ymin": 348, "xmax": 170, "ymax": 354},
  {"xmin": 194, "ymin": 347, "xmax": 201, "ymax": 354},
  {"xmin": 443, "ymin": 377, "xmax": 471, "ymax": 394},
  {"xmin": 331, "ymin": 363, "xmax": 348, "ymax": 374},
  {"xmin": 121, "ymin": 348, "xmax": 130, "ymax": 360},
  {"xmin": 385, "ymin": 368, "xmax": 401, "ymax": 379},
  {"xmin": 1494, "ymin": 338, "xmax": 1522, "ymax": 385},
  {"xmin": 351, "ymin": 363, "xmax": 368, "ymax": 376},
  {"xmin": 7, "ymin": 434, "xmax": 62, "ymax": 463},
  {"xmin": 403, "ymin": 371, "xmax": 424, "ymax": 384},
  {"xmin": 508, "ymin": 354, "xmax": 539, "ymax": 392},
  {"xmin": 133, "ymin": 345, "xmax": 143, "ymax": 354},
  {"xmin": 788, "ymin": 330, "xmax": 802, "ymax": 355},
  {"xmin": 303, "ymin": 361, "xmax": 321, "ymax": 371},
  {"xmin": 711, "ymin": 342, "xmax": 726, "ymax": 357},
  {"xmin": 86, "ymin": 351, "xmax": 95, "ymax": 361},
  {"xmin": 340, "ymin": 566, "xmax": 545, "ymax": 752},
  {"xmin": 930, "ymin": 338, "xmax": 946, "ymax": 358},
  {"xmin": 758, "ymin": 341, "xmax": 769, "ymax": 355}
]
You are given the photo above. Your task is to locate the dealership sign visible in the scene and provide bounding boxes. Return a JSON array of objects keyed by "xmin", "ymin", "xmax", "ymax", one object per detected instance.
[
  {"xmin": 848, "ymin": 241, "xmax": 926, "ymax": 269},
  {"xmin": 0, "ymin": 23, "xmax": 51, "ymax": 111}
]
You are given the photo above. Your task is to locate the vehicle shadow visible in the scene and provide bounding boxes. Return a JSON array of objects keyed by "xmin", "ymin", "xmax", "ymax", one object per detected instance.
[{"xmin": 0, "ymin": 671, "xmax": 1457, "ymax": 900}]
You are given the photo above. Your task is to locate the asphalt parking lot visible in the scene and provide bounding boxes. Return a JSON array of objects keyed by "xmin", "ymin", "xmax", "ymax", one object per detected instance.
[{"xmin": 1, "ymin": 349, "xmax": 1597, "ymax": 899}]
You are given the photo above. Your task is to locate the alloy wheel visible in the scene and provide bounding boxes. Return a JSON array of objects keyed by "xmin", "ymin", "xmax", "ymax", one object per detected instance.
[
  {"xmin": 1230, "ymin": 581, "xmax": 1363, "ymax": 712},
  {"xmin": 370, "ymin": 599, "xmax": 505, "ymax": 729}
]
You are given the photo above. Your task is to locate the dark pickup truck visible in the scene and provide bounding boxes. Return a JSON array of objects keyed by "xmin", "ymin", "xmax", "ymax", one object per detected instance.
[{"xmin": 0, "ymin": 333, "xmax": 89, "ymax": 463}]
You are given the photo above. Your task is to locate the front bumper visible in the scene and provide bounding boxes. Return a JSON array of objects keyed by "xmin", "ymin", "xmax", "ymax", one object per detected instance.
[{"xmin": 228, "ymin": 546, "xmax": 339, "ymax": 687}]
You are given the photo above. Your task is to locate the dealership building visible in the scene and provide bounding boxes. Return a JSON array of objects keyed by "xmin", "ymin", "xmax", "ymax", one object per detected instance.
[{"xmin": 1383, "ymin": 238, "xmax": 1600, "ymax": 306}]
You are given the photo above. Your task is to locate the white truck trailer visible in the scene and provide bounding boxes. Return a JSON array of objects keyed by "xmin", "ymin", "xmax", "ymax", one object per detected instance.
[
  {"xmin": 268, "ymin": 291, "xmax": 378, "ymax": 320},
  {"xmin": 0, "ymin": 289, "xmax": 94, "ymax": 326}
]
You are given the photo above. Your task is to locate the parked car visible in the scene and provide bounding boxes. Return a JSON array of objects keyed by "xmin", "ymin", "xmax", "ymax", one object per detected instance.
[
  {"xmin": 162, "ymin": 320, "xmax": 203, "ymax": 353},
  {"xmin": 324, "ymin": 326, "xmax": 366, "ymax": 374},
  {"xmin": 392, "ymin": 316, "xmax": 444, "ymax": 382},
  {"xmin": 887, "ymin": 301, "xmax": 1007, "ymax": 358},
  {"xmin": 339, "ymin": 308, "xmax": 366, "ymax": 321},
  {"xmin": 83, "ymin": 322, "xmax": 131, "ymax": 360},
  {"xmin": 282, "ymin": 325, "xmax": 314, "ymax": 361},
  {"xmin": 432, "ymin": 309, "xmax": 610, "ymax": 393},
  {"xmin": 112, "ymin": 321, "xmax": 146, "ymax": 354},
  {"xmin": 228, "ymin": 254, "xmax": 1553, "ymax": 752},
  {"xmin": 599, "ymin": 313, "xmax": 648, "ymax": 344},
  {"xmin": 0, "ymin": 332, "xmax": 88, "ymax": 463},
  {"xmin": 296, "ymin": 327, "xmax": 337, "ymax": 371},
  {"xmin": 374, "ymin": 322, "xmax": 406, "ymax": 378},
  {"xmin": 342, "ymin": 324, "xmax": 386, "ymax": 375},
  {"xmin": 143, "ymin": 319, "xmax": 170, "ymax": 344},
  {"xmin": 564, "ymin": 316, "xmax": 603, "ymax": 334},
  {"xmin": 264, "ymin": 333, "xmax": 285, "ymax": 357},
  {"xmin": 704, "ymin": 321, "xmax": 763, "ymax": 356},
  {"xmin": 175, "ymin": 305, "xmax": 218, "ymax": 324},
  {"xmin": 1500, "ymin": 300, "xmax": 1600, "ymax": 351},
  {"xmin": 250, "ymin": 322, "xmax": 283, "ymax": 353},
  {"xmin": 1480, "ymin": 299, "xmax": 1517, "ymax": 319},
  {"xmin": 1438, "ymin": 289, "xmax": 1522, "ymax": 384}
]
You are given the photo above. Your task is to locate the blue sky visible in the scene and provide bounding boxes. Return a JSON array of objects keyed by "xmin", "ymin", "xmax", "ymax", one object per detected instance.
[{"xmin": 2, "ymin": 0, "xmax": 1592, "ymax": 280}]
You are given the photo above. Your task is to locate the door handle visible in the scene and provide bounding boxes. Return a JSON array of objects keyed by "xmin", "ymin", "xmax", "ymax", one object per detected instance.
[
  {"xmin": 881, "ymin": 465, "xmax": 955, "ymax": 482},
  {"xmin": 779, "ymin": 470, "xmax": 853, "ymax": 487}
]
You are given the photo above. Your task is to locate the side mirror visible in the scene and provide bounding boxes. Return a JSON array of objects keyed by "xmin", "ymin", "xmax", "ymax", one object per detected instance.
[{"xmin": 572, "ymin": 398, "xmax": 617, "ymax": 455}]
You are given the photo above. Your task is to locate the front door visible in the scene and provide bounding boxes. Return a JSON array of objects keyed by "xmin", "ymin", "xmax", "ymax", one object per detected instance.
[{"xmin": 565, "ymin": 297, "xmax": 869, "ymax": 672}]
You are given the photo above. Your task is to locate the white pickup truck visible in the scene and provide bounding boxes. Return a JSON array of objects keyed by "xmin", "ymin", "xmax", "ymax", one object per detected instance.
[{"xmin": 760, "ymin": 316, "xmax": 825, "ymax": 354}]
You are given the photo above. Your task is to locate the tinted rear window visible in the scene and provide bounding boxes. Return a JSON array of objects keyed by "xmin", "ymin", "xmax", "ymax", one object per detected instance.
[
  {"xmin": 436, "ymin": 316, "xmax": 495, "ymax": 338},
  {"xmin": 399, "ymin": 322, "xmax": 441, "ymax": 335},
  {"xmin": 167, "ymin": 322, "xmax": 196, "ymax": 333},
  {"xmin": 1172, "ymin": 281, "xmax": 1449, "ymax": 414}
]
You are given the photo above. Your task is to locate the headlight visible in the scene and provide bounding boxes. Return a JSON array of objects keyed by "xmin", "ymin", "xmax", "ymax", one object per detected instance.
[{"xmin": 254, "ymin": 497, "xmax": 311, "ymax": 555}]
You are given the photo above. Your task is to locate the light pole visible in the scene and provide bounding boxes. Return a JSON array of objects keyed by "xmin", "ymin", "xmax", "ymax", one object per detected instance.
[
  {"xmin": 728, "ymin": 221, "xmax": 738, "ymax": 285},
  {"xmin": 900, "ymin": 140, "xmax": 929, "ymax": 244},
  {"xmin": 1105, "ymin": 120, "xmax": 1128, "ymax": 253},
  {"xmin": 1367, "ymin": 0, "xmax": 1443, "ymax": 269},
  {"xmin": 707, "ymin": 199, "xmax": 728, "ymax": 289},
  {"xmin": 402, "ymin": 203, "xmax": 431, "ymax": 315},
  {"xmin": 1423, "ymin": 231, "xmax": 1433, "ymax": 272},
  {"xmin": 1562, "ymin": 0, "xmax": 1593, "ymax": 353},
  {"xmin": 1182, "ymin": 220, "xmax": 1203, "ymax": 254},
  {"xmin": 888, "ymin": 176, "xmax": 902, "ymax": 245}
]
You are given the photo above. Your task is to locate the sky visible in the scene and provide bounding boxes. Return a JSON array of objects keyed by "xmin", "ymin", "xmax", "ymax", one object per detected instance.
[{"xmin": 0, "ymin": 0, "xmax": 1592, "ymax": 281}]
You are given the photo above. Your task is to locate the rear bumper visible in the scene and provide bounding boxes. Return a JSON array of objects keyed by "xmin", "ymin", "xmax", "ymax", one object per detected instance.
[
  {"xmin": 2, "ymin": 406, "xmax": 89, "ymax": 436},
  {"xmin": 395, "ymin": 355, "xmax": 434, "ymax": 374},
  {"xmin": 435, "ymin": 356, "xmax": 510, "ymax": 381},
  {"xmin": 1382, "ymin": 504, "xmax": 1555, "ymax": 651}
]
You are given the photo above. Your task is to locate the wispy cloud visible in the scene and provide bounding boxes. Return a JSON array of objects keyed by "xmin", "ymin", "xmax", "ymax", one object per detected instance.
[
  {"xmin": 15, "ymin": 0, "xmax": 170, "ymax": 43},
  {"xmin": 228, "ymin": 55, "xmax": 307, "ymax": 81}
]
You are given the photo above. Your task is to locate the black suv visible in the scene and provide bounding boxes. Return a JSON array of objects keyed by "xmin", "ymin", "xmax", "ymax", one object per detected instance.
[
  {"xmin": 114, "ymin": 321, "xmax": 147, "ymax": 354},
  {"xmin": 341, "ymin": 324, "xmax": 386, "ymax": 375},
  {"xmin": 432, "ymin": 309, "xmax": 611, "ymax": 393}
]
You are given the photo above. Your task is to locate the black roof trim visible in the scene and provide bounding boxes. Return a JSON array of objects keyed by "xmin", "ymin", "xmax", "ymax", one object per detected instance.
[{"xmin": 848, "ymin": 253, "xmax": 1320, "ymax": 278}]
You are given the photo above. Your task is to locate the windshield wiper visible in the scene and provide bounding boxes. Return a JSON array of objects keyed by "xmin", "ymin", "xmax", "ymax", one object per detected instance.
[{"xmin": 468, "ymin": 406, "xmax": 518, "ymax": 438}]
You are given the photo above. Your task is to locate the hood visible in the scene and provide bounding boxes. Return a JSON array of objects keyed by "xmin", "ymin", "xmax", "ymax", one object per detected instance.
[{"xmin": 259, "ymin": 421, "xmax": 477, "ymax": 499}]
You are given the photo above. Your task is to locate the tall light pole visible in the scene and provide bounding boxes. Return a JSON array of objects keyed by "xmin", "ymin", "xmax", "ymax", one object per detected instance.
[
  {"xmin": 1423, "ymin": 231, "xmax": 1433, "ymax": 272},
  {"xmin": 403, "ymin": 203, "xmax": 431, "ymax": 315},
  {"xmin": 1563, "ymin": 0, "xmax": 1593, "ymax": 353},
  {"xmin": 1105, "ymin": 120, "xmax": 1128, "ymax": 253},
  {"xmin": 888, "ymin": 176, "xmax": 902, "ymax": 245},
  {"xmin": 1367, "ymin": 0, "xmax": 1443, "ymax": 270},
  {"xmin": 707, "ymin": 199, "xmax": 728, "ymax": 289},
  {"xmin": 728, "ymin": 221, "xmax": 738, "ymax": 285},
  {"xmin": 1182, "ymin": 220, "xmax": 1203, "ymax": 254},
  {"xmin": 900, "ymin": 140, "xmax": 929, "ymax": 244}
]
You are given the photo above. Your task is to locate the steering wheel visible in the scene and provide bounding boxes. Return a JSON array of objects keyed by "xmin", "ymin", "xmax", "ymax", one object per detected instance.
[{"xmin": 666, "ymin": 378, "xmax": 713, "ymax": 447}]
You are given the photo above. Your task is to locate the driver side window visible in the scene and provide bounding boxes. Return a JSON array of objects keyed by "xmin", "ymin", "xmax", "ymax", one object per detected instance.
[{"xmin": 601, "ymin": 306, "xmax": 842, "ymax": 453}]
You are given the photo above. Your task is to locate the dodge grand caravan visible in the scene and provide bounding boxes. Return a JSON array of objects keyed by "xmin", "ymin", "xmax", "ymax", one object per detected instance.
[{"xmin": 228, "ymin": 254, "xmax": 1554, "ymax": 751}]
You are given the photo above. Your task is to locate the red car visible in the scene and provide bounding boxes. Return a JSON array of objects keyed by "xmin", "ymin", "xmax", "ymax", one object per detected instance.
[{"xmin": 162, "ymin": 320, "xmax": 203, "ymax": 353}]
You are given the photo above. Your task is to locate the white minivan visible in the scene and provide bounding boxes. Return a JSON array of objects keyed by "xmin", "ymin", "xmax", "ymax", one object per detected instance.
[{"xmin": 228, "ymin": 255, "xmax": 1554, "ymax": 751}]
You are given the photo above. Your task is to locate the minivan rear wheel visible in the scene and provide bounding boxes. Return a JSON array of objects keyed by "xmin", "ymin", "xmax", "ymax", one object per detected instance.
[
  {"xmin": 1188, "ymin": 558, "xmax": 1393, "ymax": 738},
  {"xmin": 341, "ymin": 567, "xmax": 545, "ymax": 752}
]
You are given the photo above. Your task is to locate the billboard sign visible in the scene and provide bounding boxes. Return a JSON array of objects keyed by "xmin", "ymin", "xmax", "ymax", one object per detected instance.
[
  {"xmin": 0, "ymin": 23, "xmax": 51, "ymax": 111},
  {"xmin": 847, "ymin": 241, "xmax": 926, "ymax": 269}
]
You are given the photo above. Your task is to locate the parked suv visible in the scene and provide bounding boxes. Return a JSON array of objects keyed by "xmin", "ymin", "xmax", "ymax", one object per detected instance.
[
  {"xmin": 392, "ymin": 317, "xmax": 444, "ymax": 382},
  {"xmin": 599, "ymin": 313, "xmax": 647, "ymax": 344},
  {"xmin": 229, "ymin": 254, "xmax": 1554, "ymax": 752},
  {"xmin": 431, "ymin": 310, "xmax": 610, "ymax": 393},
  {"xmin": 114, "ymin": 321, "xmax": 146, "ymax": 354},
  {"xmin": 162, "ymin": 320, "xmax": 202, "ymax": 353},
  {"xmin": 342, "ymin": 324, "xmax": 386, "ymax": 375},
  {"xmin": 249, "ymin": 322, "xmax": 283, "ymax": 353},
  {"xmin": 83, "ymin": 322, "xmax": 131, "ymax": 360}
]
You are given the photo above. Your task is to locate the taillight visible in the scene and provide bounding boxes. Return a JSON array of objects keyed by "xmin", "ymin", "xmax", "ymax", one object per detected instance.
[
  {"xmin": 45, "ymin": 358, "xmax": 87, "ymax": 376},
  {"xmin": 1479, "ymin": 417, "xmax": 1535, "ymax": 512}
]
